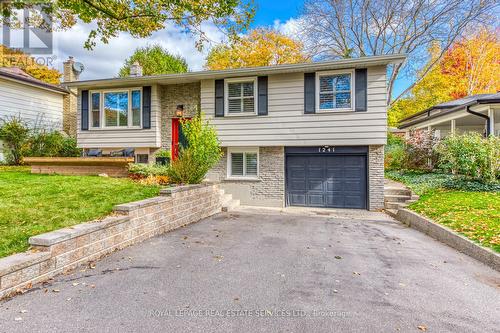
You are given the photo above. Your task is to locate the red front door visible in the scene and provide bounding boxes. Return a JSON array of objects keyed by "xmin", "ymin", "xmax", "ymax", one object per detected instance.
[{"xmin": 171, "ymin": 118, "xmax": 191, "ymax": 160}]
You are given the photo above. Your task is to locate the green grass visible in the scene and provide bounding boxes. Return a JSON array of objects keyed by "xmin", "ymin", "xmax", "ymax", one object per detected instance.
[
  {"xmin": 411, "ymin": 190, "xmax": 500, "ymax": 252},
  {"xmin": 386, "ymin": 170, "xmax": 500, "ymax": 252},
  {"xmin": 0, "ymin": 166, "xmax": 159, "ymax": 258}
]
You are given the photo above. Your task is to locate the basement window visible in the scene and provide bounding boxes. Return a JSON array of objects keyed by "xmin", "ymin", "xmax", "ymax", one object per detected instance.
[{"xmin": 227, "ymin": 147, "xmax": 259, "ymax": 179}]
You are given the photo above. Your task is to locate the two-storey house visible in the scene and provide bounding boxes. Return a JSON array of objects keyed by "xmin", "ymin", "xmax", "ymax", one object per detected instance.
[{"xmin": 65, "ymin": 54, "xmax": 406, "ymax": 210}]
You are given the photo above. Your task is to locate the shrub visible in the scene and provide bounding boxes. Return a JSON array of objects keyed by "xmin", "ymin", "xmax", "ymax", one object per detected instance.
[
  {"xmin": 167, "ymin": 114, "xmax": 222, "ymax": 184},
  {"xmin": 25, "ymin": 131, "xmax": 81, "ymax": 157},
  {"xmin": 404, "ymin": 129, "xmax": 440, "ymax": 171},
  {"xmin": 385, "ymin": 133, "xmax": 405, "ymax": 170},
  {"xmin": 128, "ymin": 163, "xmax": 170, "ymax": 177},
  {"xmin": 128, "ymin": 163, "xmax": 170, "ymax": 185},
  {"xmin": 437, "ymin": 133, "xmax": 499, "ymax": 183},
  {"xmin": 154, "ymin": 149, "xmax": 171, "ymax": 158},
  {"xmin": 0, "ymin": 118, "xmax": 81, "ymax": 164},
  {"xmin": 0, "ymin": 117, "xmax": 30, "ymax": 165}
]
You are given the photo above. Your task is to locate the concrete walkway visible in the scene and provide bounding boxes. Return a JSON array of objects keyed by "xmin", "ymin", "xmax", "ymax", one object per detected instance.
[{"xmin": 1, "ymin": 207, "xmax": 499, "ymax": 332}]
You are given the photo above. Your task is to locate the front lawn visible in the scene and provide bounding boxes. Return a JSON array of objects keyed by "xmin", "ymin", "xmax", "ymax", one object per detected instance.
[
  {"xmin": 386, "ymin": 171, "xmax": 500, "ymax": 252},
  {"xmin": 0, "ymin": 166, "xmax": 159, "ymax": 258}
]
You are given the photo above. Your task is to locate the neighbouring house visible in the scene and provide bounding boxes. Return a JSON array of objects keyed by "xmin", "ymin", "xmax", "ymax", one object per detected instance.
[
  {"xmin": 398, "ymin": 93, "xmax": 500, "ymax": 138},
  {"xmin": 64, "ymin": 54, "xmax": 406, "ymax": 210},
  {"xmin": 0, "ymin": 57, "xmax": 80, "ymax": 162}
]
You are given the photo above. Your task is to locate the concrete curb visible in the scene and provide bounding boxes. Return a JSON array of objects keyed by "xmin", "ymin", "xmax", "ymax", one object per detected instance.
[{"xmin": 395, "ymin": 208, "xmax": 500, "ymax": 272}]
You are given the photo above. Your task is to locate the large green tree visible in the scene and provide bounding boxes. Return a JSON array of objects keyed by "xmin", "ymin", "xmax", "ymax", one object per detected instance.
[
  {"xmin": 119, "ymin": 45, "xmax": 188, "ymax": 77},
  {"xmin": 0, "ymin": 1, "xmax": 254, "ymax": 50}
]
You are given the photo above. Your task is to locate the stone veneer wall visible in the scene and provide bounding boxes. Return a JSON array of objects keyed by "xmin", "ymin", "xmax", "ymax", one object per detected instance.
[
  {"xmin": 0, "ymin": 184, "xmax": 222, "ymax": 299},
  {"xmin": 208, "ymin": 147, "xmax": 285, "ymax": 207},
  {"xmin": 368, "ymin": 145, "xmax": 385, "ymax": 210},
  {"xmin": 160, "ymin": 83, "xmax": 201, "ymax": 150}
]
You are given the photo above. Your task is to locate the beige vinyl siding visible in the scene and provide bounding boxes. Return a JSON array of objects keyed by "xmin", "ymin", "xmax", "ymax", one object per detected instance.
[
  {"xmin": 0, "ymin": 77, "xmax": 64, "ymax": 130},
  {"xmin": 76, "ymin": 84, "xmax": 161, "ymax": 148},
  {"xmin": 201, "ymin": 66, "xmax": 387, "ymax": 146}
]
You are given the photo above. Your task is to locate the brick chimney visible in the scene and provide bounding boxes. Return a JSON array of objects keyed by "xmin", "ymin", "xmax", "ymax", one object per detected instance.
[
  {"xmin": 129, "ymin": 61, "xmax": 143, "ymax": 77},
  {"xmin": 63, "ymin": 56, "xmax": 80, "ymax": 82},
  {"xmin": 62, "ymin": 56, "xmax": 79, "ymax": 136}
]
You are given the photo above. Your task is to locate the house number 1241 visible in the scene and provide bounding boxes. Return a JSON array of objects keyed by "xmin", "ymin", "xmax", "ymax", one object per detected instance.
[{"xmin": 319, "ymin": 147, "xmax": 334, "ymax": 153}]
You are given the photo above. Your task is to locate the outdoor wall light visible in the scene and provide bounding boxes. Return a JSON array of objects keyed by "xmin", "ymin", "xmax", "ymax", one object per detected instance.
[{"xmin": 175, "ymin": 105, "xmax": 184, "ymax": 117}]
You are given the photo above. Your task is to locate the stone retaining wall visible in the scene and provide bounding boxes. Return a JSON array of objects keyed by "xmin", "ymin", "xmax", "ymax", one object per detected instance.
[
  {"xmin": 397, "ymin": 208, "xmax": 500, "ymax": 272},
  {"xmin": 0, "ymin": 183, "xmax": 222, "ymax": 299}
]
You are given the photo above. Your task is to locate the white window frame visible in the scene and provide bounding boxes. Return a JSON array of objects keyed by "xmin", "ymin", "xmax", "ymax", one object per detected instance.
[
  {"xmin": 224, "ymin": 77, "xmax": 258, "ymax": 116},
  {"xmin": 88, "ymin": 87, "xmax": 143, "ymax": 130},
  {"xmin": 227, "ymin": 147, "xmax": 259, "ymax": 180},
  {"xmin": 315, "ymin": 69, "xmax": 355, "ymax": 112},
  {"xmin": 89, "ymin": 91, "xmax": 101, "ymax": 129}
]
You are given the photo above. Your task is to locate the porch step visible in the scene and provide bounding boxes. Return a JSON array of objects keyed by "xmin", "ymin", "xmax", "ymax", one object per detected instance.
[
  {"xmin": 222, "ymin": 199, "xmax": 240, "ymax": 212},
  {"xmin": 219, "ymin": 190, "xmax": 240, "ymax": 212},
  {"xmin": 384, "ymin": 187, "xmax": 412, "ymax": 196},
  {"xmin": 384, "ymin": 194, "xmax": 412, "ymax": 203},
  {"xmin": 384, "ymin": 201, "xmax": 407, "ymax": 210}
]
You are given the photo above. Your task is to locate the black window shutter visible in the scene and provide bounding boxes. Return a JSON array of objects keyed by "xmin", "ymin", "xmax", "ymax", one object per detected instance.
[
  {"xmin": 81, "ymin": 90, "xmax": 89, "ymax": 131},
  {"xmin": 142, "ymin": 86, "xmax": 151, "ymax": 129},
  {"xmin": 355, "ymin": 68, "xmax": 367, "ymax": 112},
  {"xmin": 257, "ymin": 76, "xmax": 268, "ymax": 116},
  {"xmin": 304, "ymin": 73, "xmax": 315, "ymax": 114},
  {"xmin": 215, "ymin": 79, "xmax": 224, "ymax": 117}
]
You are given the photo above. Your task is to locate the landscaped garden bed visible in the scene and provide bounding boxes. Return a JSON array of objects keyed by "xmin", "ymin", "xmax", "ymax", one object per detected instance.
[
  {"xmin": 0, "ymin": 166, "xmax": 159, "ymax": 258},
  {"xmin": 385, "ymin": 131, "xmax": 499, "ymax": 253}
]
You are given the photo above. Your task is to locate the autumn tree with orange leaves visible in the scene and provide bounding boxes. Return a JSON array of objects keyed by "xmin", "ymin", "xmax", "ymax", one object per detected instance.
[
  {"xmin": 389, "ymin": 28, "xmax": 499, "ymax": 126},
  {"xmin": 0, "ymin": 45, "xmax": 61, "ymax": 84},
  {"xmin": 205, "ymin": 29, "xmax": 309, "ymax": 70}
]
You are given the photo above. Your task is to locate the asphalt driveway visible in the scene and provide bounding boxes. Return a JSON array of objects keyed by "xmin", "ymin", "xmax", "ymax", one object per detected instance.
[{"xmin": 1, "ymin": 207, "xmax": 499, "ymax": 332}]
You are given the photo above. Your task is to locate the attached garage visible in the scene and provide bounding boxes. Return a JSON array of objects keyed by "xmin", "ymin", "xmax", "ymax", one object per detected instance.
[{"xmin": 285, "ymin": 147, "xmax": 368, "ymax": 209}]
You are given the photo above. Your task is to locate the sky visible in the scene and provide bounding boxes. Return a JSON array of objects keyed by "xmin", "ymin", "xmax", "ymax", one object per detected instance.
[{"xmin": 5, "ymin": 0, "xmax": 409, "ymax": 96}]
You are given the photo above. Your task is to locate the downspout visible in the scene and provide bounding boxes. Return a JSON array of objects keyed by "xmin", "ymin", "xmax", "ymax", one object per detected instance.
[{"xmin": 466, "ymin": 105, "xmax": 491, "ymax": 137}]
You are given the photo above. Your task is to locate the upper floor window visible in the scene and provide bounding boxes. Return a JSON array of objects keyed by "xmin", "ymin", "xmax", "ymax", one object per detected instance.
[
  {"xmin": 89, "ymin": 88, "xmax": 142, "ymax": 129},
  {"xmin": 317, "ymin": 70, "xmax": 353, "ymax": 111},
  {"xmin": 225, "ymin": 77, "xmax": 257, "ymax": 115}
]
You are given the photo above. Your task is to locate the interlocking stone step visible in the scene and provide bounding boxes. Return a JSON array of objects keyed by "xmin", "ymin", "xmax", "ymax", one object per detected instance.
[
  {"xmin": 222, "ymin": 199, "xmax": 240, "ymax": 212},
  {"xmin": 384, "ymin": 201, "xmax": 408, "ymax": 210},
  {"xmin": 384, "ymin": 187, "xmax": 412, "ymax": 196},
  {"xmin": 221, "ymin": 193, "xmax": 233, "ymax": 205},
  {"xmin": 384, "ymin": 194, "xmax": 412, "ymax": 203}
]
